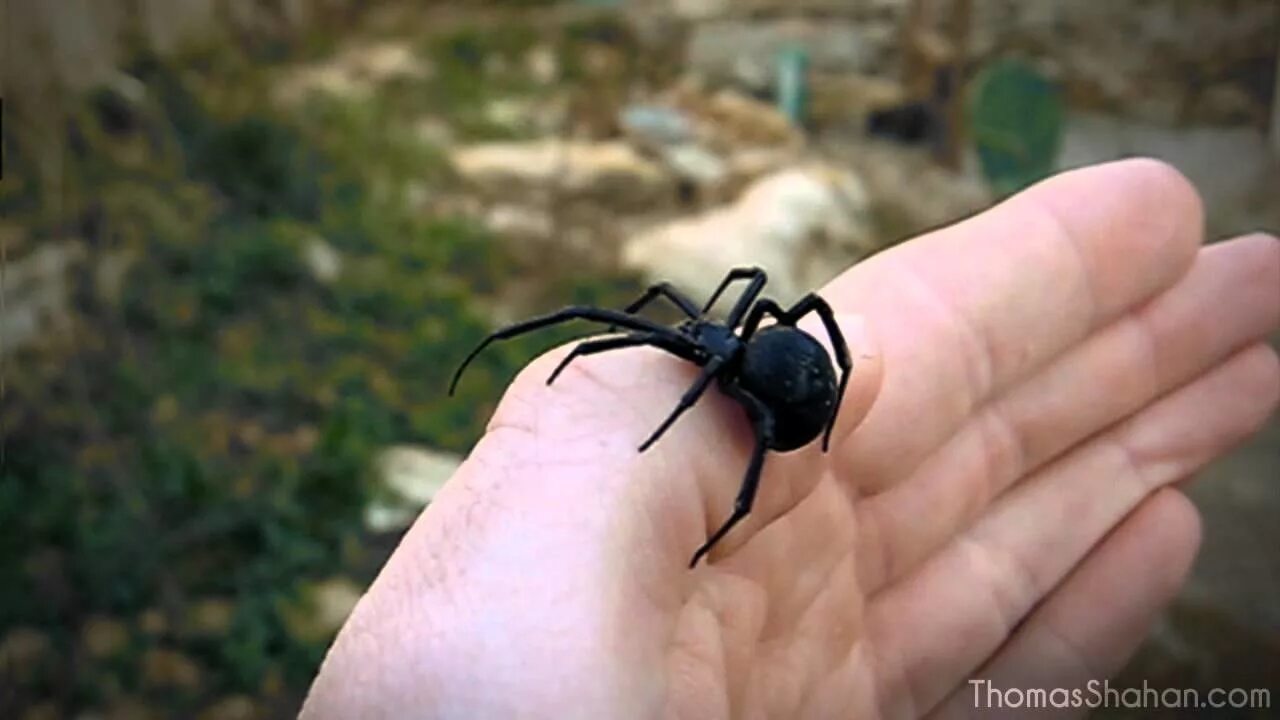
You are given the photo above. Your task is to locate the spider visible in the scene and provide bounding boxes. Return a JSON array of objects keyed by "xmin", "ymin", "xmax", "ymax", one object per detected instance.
[{"xmin": 449, "ymin": 267, "xmax": 851, "ymax": 567}]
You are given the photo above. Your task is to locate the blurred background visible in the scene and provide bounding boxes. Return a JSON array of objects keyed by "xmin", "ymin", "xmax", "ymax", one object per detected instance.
[{"xmin": 0, "ymin": 1, "xmax": 1276, "ymax": 717}]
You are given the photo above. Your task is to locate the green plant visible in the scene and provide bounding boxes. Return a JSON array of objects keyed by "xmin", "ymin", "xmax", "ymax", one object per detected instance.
[
  {"xmin": 967, "ymin": 58, "xmax": 1065, "ymax": 196},
  {"xmin": 0, "ymin": 38, "xmax": 607, "ymax": 715}
]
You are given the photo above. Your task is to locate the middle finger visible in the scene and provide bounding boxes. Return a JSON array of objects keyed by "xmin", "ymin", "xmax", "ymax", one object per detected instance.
[{"xmin": 856, "ymin": 233, "xmax": 1279, "ymax": 592}]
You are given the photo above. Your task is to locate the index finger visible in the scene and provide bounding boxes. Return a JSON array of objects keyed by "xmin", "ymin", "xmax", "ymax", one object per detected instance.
[{"xmin": 823, "ymin": 158, "xmax": 1204, "ymax": 493}]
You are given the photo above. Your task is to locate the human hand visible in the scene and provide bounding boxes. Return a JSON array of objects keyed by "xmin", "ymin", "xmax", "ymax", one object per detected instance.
[{"xmin": 301, "ymin": 160, "xmax": 1279, "ymax": 719}]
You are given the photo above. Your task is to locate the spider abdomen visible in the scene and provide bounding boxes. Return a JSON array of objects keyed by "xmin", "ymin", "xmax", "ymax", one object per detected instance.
[{"xmin": 737, "ymin": 326, "xmax": 838, "ymax": 452}]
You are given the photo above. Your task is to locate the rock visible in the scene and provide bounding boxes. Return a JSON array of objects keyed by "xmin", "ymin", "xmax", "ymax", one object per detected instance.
[
  {"xmin": 480, "ymin": 96, "xmax": 567, "ymax": 136},
  {"xmin": 484, "ymin": 204, "xmax": 555, "ymax": 240},
  {"xmin": 672, "ymin": 0, "xmax": 731, "ymax": 19},
  {"xmin": 533, "ymin": 96, "xmax": 572, "ymax": 135},
  {"xmin": 414, "ymin": 116, "xmax": 454, "ymax": 148},
  {"xmin": 483, "ymin": 97, "xmax": 535, "ymax": 130},
  {"xmin": 1193, "ymin": 83, "xmax": 1264, "ymax": 125},
  {"xmin": 825, "ymin": 140, "xmax": 990, "ymax": 240},
  {"xmin": 700, "ymin": 89, "xmax": 802, "ymax": 149},
  {"xmin": 730, "ymin": 0, "xmax": 904, "ymax": 14},
  {"xmin": 660, "ymin": 144, "xmax": 728, "ymax": 187},
  {"xmin": 526, "ymin": 44, "xmax": 560, "ymax": 85},
  {"xmin": 197, "ymin": 695, "xmax": 258, "ymax": 720},
  {"xmin": 141, "ymin": 648, "xmax": 203, "ymax": 691},
  {"xmin": 81, "ymin": 616, "xmax": 130, "ymax": 659},
  {"xmin": 808, "ymin": 72, "xmax": 909, "ymax": 129},
  {"xmin": 661, "ymin": 84, "xmax": 803, "ymax": 150},
  {"xmin": 276, "ymin": 40, "xmax": 431, "ymax": 104},
  {"xmin": 620, "ymin": 88, "xmax": 805, "ymax": 198},
  {"xmin": 449, "ymin": 140, "xmax": 672, "ymax": 209},
  {"xmin": 302, "ymin": 237, "xmax": 342, "ymax": 284},
  {"xmin": 1, "ymin": 241, "xmax": 86, "ymax": 357},
  {"xmin": 619, "ymin": 105, "xmax": 698, "ymax": 149},
  {"xmin": 280, "ymin": 577, "xmax": 364, "ymax": 644},
  {"xmin": 687, "ymin": 20, "xmax": 885, "ymax": 91},
  {"xmin": 358, "ymin": 42, "xmax": 429, "ymax": 82},
  {"xmin": 623, "ymin": 164, "xmax": 876, "ymax": 305},
  {"xmin": 722, "ymin": 146, "xmax": 794, "ymax": 187},
  {"xmin": 1123, "ymin": 79, "xmax": 1184, "ymax": 125},
  {"xmin": 364, "ymin": 445, "xmax": 462, "ymax": 533}
]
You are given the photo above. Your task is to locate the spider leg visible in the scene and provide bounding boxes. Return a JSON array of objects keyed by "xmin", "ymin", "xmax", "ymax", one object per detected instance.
[
  {"xmin": 700, "ymin": 267, "xmax": 767, "ymax": 321},
  {"xmin": 449, "ymin": 307, "xmax": 682, "ymax": 395},
  {"xmin": 689, "ymin": 384, "xmax": 774, "ymax": 568},
  {"xmin": 725, "ymin": 272, "xmax": 769, "ymax": 328},
  {"xmin": 547, "ymin": 332, "xmax": 698, "ymax": 386},
  {"xmin": 637, "ymin": 357, "xmax": 724, "ymax": 452},
  {"xmin": 746, "ymin": 294, "xmax": 852, "ymax": 452},
  {"xmin": 784, "ymin": 295, "xmax": 852, "ymax": 451},
  {"xmin": 739, "ymin": 298, "xmax": 787, "ymax": 340},
  {"xmin": 621, "ymin": 282, "xmax": 700, "ymax": 318}
]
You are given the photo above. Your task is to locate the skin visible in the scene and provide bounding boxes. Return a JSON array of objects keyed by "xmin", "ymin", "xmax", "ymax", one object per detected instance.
[{"xmin": 301, "ymin": 159, "xmax": 1280, "ymax": 719}]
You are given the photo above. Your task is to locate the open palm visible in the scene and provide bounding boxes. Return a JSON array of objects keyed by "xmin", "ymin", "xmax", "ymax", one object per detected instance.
[{"xmin": 303, "ymin": 160, "xmax": 1279, "ymax": 719}]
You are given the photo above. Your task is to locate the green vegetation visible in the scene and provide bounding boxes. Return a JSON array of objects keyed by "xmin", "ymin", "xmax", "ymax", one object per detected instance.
[
  {"xmin": 1, "ymin": 29, "xmax": 642, "ymax": 715},
  {"xmin": 968, "ymin": 58, "xmax": 1064, "ymax": 196}
]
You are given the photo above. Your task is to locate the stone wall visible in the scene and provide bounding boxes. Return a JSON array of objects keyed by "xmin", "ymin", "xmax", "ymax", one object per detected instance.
[
  {"xmin": 969, "ymin": 0, "xmax": 1277, "ymax": 124},
  {"xmin": 665, "ymin": 0, "xmax": 1278, "ymax": 127},
  {"xmin": 7, "ymin": 0, "xmax": 1274, "ymax": 127}
]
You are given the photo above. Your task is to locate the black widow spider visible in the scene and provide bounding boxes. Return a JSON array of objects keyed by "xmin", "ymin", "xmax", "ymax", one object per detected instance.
[{"xmin": 449, "ymin": 267, "xmax": 851, "ymax": 567}]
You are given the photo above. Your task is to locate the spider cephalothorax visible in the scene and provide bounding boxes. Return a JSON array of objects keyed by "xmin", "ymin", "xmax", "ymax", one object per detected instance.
[{"xmin": 450, "ymin": 267, "xmax": 851, "ymax": 567}]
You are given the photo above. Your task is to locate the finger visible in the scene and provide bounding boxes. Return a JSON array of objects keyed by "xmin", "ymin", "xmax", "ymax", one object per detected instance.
[
  {"xmin": 928, "ymin": 488, "xmax": 1201, "ymax": 720},
  {"xmin": 864, "ymin": 343, "xmax": 1279, "ymax": 718},
  {"xmin": 314, "ymin": 340, "xmax": 782, "ymax": 717},
  {"xmin": 822, "ymin": 158, "xmax": 1203, "ymax": 493},
  {"xmin": 857, "ymin": 232, "xmax": 1280, "ymax": 591}
]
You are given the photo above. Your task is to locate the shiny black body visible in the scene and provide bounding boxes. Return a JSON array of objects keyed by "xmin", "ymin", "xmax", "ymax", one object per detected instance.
[
  {"xmin": 737, "ymin": 326, "xmax": 837, "ymax": 452},
  {"xmin": 449, "ymin": 268, "xmax": 851, "ymax": 567}
]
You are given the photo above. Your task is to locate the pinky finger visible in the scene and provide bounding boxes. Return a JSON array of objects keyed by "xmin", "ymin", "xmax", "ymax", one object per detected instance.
[{"xmin": 929, "ymin": 488, "xmax": 1202, "ymax": 719}]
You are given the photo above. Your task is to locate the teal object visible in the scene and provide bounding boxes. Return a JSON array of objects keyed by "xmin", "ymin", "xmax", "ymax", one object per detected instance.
[
  {"xmin": 968, "ymin": 59, "xmax": 1064, "ymax": 196},
  {"xmin": 777, "ymin": 46, "xmax": 810, "ymax": 125}
]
